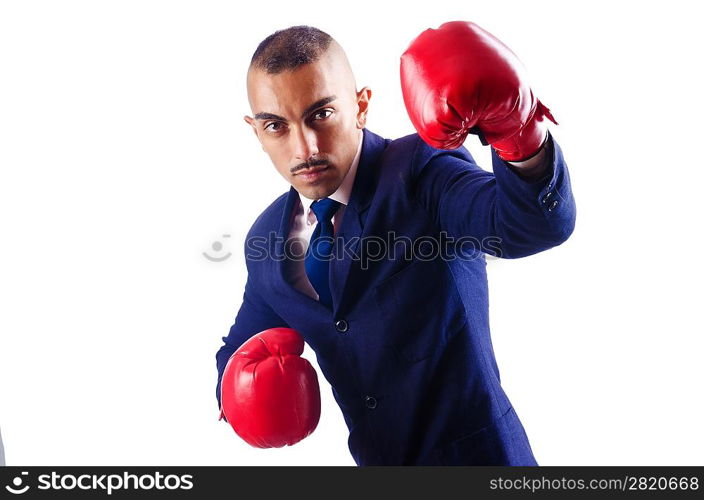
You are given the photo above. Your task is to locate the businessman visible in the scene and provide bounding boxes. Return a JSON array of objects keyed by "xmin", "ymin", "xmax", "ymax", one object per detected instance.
[{"xmin": 215, "ymin": 23, "xmax": 576, "ymax": 465}]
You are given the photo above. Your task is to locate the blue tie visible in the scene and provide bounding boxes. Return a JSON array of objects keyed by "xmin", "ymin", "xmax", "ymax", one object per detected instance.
[{"xmin": 305, "ymin": 198, "xmax": 341, "ymax": 309}]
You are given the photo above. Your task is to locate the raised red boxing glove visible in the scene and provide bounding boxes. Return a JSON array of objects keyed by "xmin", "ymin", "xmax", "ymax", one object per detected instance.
[
  {"xmin": 220, "ymin": 327, "xmax": 321, "ymax": 448},
  {"xmin": 400, "ymin": 21, "xmax": 558, "ymax": 162}
]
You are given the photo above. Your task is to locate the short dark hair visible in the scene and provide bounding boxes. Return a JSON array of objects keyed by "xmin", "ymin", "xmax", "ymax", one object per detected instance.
[{"xmin": 250, "ymin": 25, "xmax": 333, "ymax": 74}]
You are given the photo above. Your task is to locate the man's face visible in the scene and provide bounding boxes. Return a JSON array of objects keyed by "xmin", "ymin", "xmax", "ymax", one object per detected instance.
[{"xmin": 244, "ymin": 45, "xmax": 371, "ymax": 200}]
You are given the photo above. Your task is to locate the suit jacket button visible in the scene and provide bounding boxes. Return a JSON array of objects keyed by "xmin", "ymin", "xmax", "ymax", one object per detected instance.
[
  {"xmin": 541, "ymin": 191, "xmax": 553, "ymax": 204},
  {"xmin": 548, "ymin": 199, "xmax": 559, "ymax": 212},
  {"xmin": 364, "ymin": 396, "xmax": 377, "ymax": 409},
  {"xmin": 334, "ymin": 319, "xmax": 349, "ymax": 332}
]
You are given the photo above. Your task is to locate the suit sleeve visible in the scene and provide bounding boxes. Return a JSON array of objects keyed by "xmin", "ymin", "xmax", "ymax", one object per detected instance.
[
  {"xmin": 215, "ymin": 274, "xmax": 289, "ymax": 411},
  {"xmin": 415, "ymin": 131, "xmax": 576, "ymax": 258}
]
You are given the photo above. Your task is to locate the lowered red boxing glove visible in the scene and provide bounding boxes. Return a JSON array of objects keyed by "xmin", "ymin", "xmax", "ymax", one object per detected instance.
[
  {"xmin": 400, "ymin": 21, "xmax": 557, "ymax": 162},
  {"xmin": 220, "ymin": 327, "xmax": 320, "ymax": 448}
]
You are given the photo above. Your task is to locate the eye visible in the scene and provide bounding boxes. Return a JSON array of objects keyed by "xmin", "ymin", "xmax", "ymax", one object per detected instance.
[
  {"xmin": 312, "ymin": 108, "xmax": 333, "ymax": 121},
  {"xmin": 264, "ymin": 121, "xmax": 285, "ymax": 132}
]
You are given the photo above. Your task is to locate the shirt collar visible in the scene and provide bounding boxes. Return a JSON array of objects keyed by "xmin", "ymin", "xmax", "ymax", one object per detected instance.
[{"xmin": 298, "ymin": 129, "xmax": 363, "ymax": 213}]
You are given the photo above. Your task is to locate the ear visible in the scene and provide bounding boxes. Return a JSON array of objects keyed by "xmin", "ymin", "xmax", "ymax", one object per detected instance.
[
  {"xmin": 244, "ymin": 115, "xmax": 265, "ymax": 151},
  {"xmin": 355, "ymin": 86, "xmax": 372, "ymax": 129},
  {"xmin": 244, "ymin": 115, "xmax": 258, "ymax": 138}
]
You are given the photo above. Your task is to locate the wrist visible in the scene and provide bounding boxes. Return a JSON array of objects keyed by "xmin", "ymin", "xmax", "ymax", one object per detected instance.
[
  {"xmin": 505, "ymin": 133, "xmax": 553, "ymax": 182},
  {"xmin": 507, "ymin": 141, "xmax": 547, "ymax": 169},
  {"xmin": 492, "ymin": 100, "xmax": 557, "ymax": 162}
]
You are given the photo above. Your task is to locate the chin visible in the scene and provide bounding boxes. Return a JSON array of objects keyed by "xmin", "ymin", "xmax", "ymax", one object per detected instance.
[
  {"xmin": 296, "ymin": 181, "xmax": 338, "ymax": 200},
  {"xmin": 301, "ymin": 187, "xmax": 332, "ymax": 200}
]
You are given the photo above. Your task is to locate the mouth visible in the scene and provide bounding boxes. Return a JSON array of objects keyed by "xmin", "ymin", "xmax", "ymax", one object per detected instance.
[{"xmin": 294, "ymin": 165, "xmax": 330, "ymax": 182}]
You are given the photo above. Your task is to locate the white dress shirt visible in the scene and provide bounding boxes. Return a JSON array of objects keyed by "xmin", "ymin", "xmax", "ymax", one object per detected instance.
[{"xmin": 285, "ymin": 129, "xmax": 363, "ymax": 301}]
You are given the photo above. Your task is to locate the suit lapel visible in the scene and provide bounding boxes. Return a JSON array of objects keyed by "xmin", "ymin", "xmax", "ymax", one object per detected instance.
[
  {"xmin": 273, "ymin": 185, "xmax": 328, "ymax": 308},
  {"xmin": 329, "ymin": 128, "xmax": 387, "ymax": 314}
]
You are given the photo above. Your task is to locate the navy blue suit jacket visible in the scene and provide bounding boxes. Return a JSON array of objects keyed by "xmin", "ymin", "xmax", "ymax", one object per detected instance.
[{"xmin": 216, "ymin": 128, "xmax": 576, "ymax": 465}]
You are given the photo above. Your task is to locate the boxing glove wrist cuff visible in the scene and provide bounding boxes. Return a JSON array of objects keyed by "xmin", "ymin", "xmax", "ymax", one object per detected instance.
[{"xmin": 493, "ymin": 101, "xmax": 558, "ymax": 162}]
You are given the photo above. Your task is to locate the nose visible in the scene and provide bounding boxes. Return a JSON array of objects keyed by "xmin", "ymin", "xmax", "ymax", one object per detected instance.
[{"xmin": 291, "ymin": 125, "xmax": 319, "ymax": 162}]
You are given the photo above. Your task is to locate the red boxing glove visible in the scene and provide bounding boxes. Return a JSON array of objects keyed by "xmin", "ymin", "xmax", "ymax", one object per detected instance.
[
  {"xmin": 400, "ymin": 21, "xmax": 558, "ymax": 162},
  {"xmin": 220, "ymin": 327, "xmax": 321, "ymax": 448}
]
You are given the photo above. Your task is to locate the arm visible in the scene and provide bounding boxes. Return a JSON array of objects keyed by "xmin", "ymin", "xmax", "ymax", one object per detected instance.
[
  {"xmin": 215, "ymin": 275, "xmax": 289, "ymax": 412},
  {"xmin": 416, "ymin": 131, "xmax": 576, "ymax": 258},
  {"xmin": 401, "ymin": 21, "xmax": 576, "ymax": 257}
]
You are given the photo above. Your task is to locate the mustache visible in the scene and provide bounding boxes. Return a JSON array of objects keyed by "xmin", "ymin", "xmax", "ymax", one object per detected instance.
[{"xmin": 290, "ymin": 157, "xmax": 330, "ymax": 175}]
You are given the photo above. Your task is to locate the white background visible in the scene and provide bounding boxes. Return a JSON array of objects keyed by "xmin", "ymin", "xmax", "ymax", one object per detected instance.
[{"xmin": 1, "ymin": 0, "xmax": 702, "ymax": 466}]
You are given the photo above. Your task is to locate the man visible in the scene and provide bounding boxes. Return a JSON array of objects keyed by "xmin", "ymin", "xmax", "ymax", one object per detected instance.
[{"xmin": 215, "ymin": 24, "xmax": 576, "ymax": 465}]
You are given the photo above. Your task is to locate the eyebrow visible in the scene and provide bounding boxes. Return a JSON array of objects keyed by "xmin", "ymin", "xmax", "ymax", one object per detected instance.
[{"xmin": 253, "ymin": 95, "xmax": 337, "ymax": 122}]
